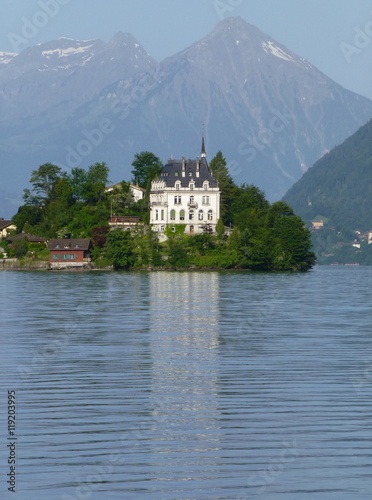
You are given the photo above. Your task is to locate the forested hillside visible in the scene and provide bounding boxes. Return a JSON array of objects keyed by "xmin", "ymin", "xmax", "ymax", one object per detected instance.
[{"xmin": 284, "ymin": 119, "xmax": 372, "ymax": 264}]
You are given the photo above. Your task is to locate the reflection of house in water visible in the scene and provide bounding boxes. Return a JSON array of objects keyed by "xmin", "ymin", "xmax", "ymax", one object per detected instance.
[{"xmin": 148, "ymin": 272, "xmax": 221, "ymax": 475}]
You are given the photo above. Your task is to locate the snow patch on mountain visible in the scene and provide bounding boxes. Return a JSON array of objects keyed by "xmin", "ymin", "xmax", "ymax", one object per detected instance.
[
  {"xmin": 42, "ymin": 45, "xmax": 93, "ymax": 58},
  {"xmin": 0, "ymin": 52, "xmax": 17, "ymax": 64},
  {"xmin": 262, "ymin": 41, "xmax": 293, "ymax": 61}
]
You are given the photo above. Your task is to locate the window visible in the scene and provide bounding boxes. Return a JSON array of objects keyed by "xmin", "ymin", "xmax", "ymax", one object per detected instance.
[
  {"xmin": 161, "ymin": 209, "xmax": 164, "ymax": 220},
  {"xmin": 208, "ymin": 210, "xmax": 213, "ymax": 221},
  {"xmin": 160, "ymin": 226, "xmax": 165, "ymax": 232},
  {"xmin": 170, "ymin": 209, "xmax": 176, "ymax": 221},
  {"xmin": 180, "ymin": 209, "xmax": 185, "ymax": 221},
  {"xmin": 198, "ymin": 210, "xmax": 203, "ymax": 221},
  {"xmin": 189, "ymin": 195, "xmax": 194, "ymax": 203},
  {"xmin": 155, "ymin": 210, "xmax": 159, "ymax": 220},
  {"xmin": 203, "ymin": 181, "xmax": 209, "ymax": 190},
  {"xmin": 174, "ymin": 195, "xmax": 181, "ymax": 205},
  {"xmin": 202, "ymin": 195, "xmax": 210, "ymax": 205},
  {"xmin": 53, "ymin": 254, "xmax": 59, "ymax": 260},
  {"xmin": 62, "ymin": 254, "xmax": 75, "ymax": 260},
  {"xmin": 189, "ymin": 210, "xmax": 194, "ymax": 220},
  {"xmin": 189, "ymin": 171, "xmax": 192, "ymax": 177},
  {"xmin": 175, "ymin": 182, "xmax": 181, "ymax": 190},
  {"xmin": 189, "ymin": 183, "xmax": 194, "ymax": 190},
  {"xmin": 175, "ymin": 172, "xmax": 179, "ymax": 177}
]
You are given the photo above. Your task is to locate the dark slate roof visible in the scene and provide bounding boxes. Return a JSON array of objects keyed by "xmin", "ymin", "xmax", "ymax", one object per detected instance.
[
  {"xmin": 158, "ymin": 157, "xmax": 218, "ymax": 188},
  {"xmin": 47, "ymin": 239, "xmax": 92, "ymax": 251},
  {"xmin": 7, "ymin": 233, "xmax": 46, "ymax": 243},
  {"xmin": 0, "ymin": 220, "xmax": 14, "ymax": 230}
]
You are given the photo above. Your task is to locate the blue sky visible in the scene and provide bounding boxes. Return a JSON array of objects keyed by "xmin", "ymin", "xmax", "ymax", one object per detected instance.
[{"xmin": 1, "ymin": 0, "xmax": 372, "ymax": 98}]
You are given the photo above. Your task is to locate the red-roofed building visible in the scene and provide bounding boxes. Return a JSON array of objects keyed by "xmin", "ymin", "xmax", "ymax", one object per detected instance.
[{"xmin": 47, "ymin": 239, "xmax": 92, "ymax": 268}]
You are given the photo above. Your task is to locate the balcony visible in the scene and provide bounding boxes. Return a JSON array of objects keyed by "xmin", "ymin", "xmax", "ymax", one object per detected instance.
[
  {"xmin": 151, "ymin": 201, "xmax": 168, "ymax": 207},
  {"xmin": 187, "ymin": 201, "xmax": 198, "ymax": 209}
]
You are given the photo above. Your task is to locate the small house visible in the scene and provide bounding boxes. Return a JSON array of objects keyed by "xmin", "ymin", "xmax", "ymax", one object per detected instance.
[
  {"xmin": 48, "ymin": 238, "xmax": 92, "ymax": 268},
  {"xmin": 312, "ymin": 220, "xmax": 324, "ymax": 230},
  {"xmin": 105, "ymin": 183, "xmax": 146, "ymax": 202},
  {"xmin": 108, "ymin": 216, "xmax": 141, "ymax": 231},
  {"xmin": 0, "ymin": 219, "xmax": 17, "ymax": 240},
  {"xmin": 7, "ymin": 233, "xmax": 46, "ymax": 245}
]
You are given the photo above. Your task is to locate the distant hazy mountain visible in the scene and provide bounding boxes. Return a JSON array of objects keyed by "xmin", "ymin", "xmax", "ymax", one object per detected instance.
[{"xmin": 1, "ymin": 16, "xmax": 372, "ymax": 217}]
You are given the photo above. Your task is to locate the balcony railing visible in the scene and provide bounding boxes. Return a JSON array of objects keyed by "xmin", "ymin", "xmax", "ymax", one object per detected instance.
[
  {"xmin": 151, "ymin": 201, "xmax": 168, "ymax": 206},
  {"xmin": 187, "ymin": 201, "xmax": 198, "ymax": 208}
]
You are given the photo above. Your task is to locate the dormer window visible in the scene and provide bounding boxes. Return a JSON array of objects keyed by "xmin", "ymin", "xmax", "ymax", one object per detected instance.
[
  {"xmin": 175, "ymin": 181, "xmax": 181, "ymax": 190},
  {"xmin": 203, "ymin": 181, "xmax": 209, "ymax": 190},
  {"xmin": 189, "ymin": 182, "xmax": 195, "ymax": 191}
]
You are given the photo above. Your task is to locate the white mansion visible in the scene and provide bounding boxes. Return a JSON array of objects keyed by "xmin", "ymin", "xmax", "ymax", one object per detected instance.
[
  {"xmin": 150, "ymin": 137, "xmax": 220, "ymax": 240},
  {"xmin": 150, "ymin": 139, "xmax": 220, "ymax": 240}
]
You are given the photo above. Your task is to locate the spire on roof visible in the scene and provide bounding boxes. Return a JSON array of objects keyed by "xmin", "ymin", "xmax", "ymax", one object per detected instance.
[{"xmin": 201, "ymin": 131, "xmax": 206, "ymax": 158}]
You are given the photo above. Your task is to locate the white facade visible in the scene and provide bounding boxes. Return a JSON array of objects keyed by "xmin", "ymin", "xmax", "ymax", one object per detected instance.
[{"xmin": 150, "ymin": 154, "xmax": 220, "ymax": 240}]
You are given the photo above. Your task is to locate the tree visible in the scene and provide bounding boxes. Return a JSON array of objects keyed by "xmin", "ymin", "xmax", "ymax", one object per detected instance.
[
  {"xmin": 69, "ymin": 167, "xmax": 88, "ymax": 202},
  {"xmin": 131, "ymin": 151, "xmax": 163, "ymax": 190},
  {"xmin": 109, "ymin": 181, "xmax": 135, "ymax": 214},
  {"xmin": 83, "ymin": 162, "xmax": 110, "ymax": 204},
  {"xmin": 10, "ymin": 238, "xmax": 28, "ymax": 259},
  {"xmin": 105, "ymin": 229, "xmax": 135, "ymax": 270},
  {"xmin": 216, "ymin": 218, "xmax": 225, "ymax": 239},
  {"xmin": 272, "ymin": 214, "xmax": 315, "ymax": 270},
  {"xmin": 23, "ymin": 163, "xmax": 62, "ymax": 206},
  {"xmin": 209, "ymin": 151, "xmax": 237, "ymax": 225},
  {"xmin": 12, "ymin": 205, "xmax": 42, "ymax": 232}
]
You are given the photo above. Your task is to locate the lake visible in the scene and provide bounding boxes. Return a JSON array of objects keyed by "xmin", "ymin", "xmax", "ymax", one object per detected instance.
[{"xmin": 0, "ymin": 266, "xmax": 371, "ymax": 499}]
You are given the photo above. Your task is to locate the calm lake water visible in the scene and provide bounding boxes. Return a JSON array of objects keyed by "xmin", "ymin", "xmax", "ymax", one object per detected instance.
[{"xmin": 0, "ymin": 266, "xmax": 371, "ymax": 500}]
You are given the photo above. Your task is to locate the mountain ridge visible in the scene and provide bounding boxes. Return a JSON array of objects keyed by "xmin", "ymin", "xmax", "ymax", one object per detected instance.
[{"xmin": 1, "ymin": 16, "xmax": 372, "ymax": 218}]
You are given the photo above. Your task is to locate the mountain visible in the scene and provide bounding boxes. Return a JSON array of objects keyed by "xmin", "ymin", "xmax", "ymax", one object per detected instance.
[
  {"xmin": 283, "ymin": 119, "xmax": 372, "ymax": 264},
  {"xmin": 0, "ymin": 33, "xmax": 156, "ymax": 121},
  {"xmin": 1, "ymin": 17, "xmax": 372, "ymax": 218}
]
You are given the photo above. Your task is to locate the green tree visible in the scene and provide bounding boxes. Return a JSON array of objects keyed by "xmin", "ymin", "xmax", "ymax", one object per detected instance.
[
  {"xmin": 69, "ymin": 167, "xmax": 88, "ymax": 202},
  {"xmin": 272, "ymin": 214, "xmax": 315, "ymax": 270},
  {"xmin": 12, "ymin": 205, "xmax": 43, "ymax": 233},
  {"xmin": 131, "ymin": 151, "xmax": 163, "ymax": 190},
  {"xmin": 209, "ymin": 151, "xmax": 237, "ymax": 225},
  {"xmin": 167, "ymin": 236, "xmax": 190, "ymax": 268},
  {"xmin": 216, "ymin": 218, "xmax": 225, "ymax": 239},
  {"xmin": 23, "ymin": 163, "xmax": 62, "ymax": 206},
  {"xmin": 105, "ymin": 229, "xmax": 135, "ymax": 270},
  {"xmin": 109, "ymin": 181, "xmax": 135, "ymax": 215},
  {"xmin": 83, "ymin": 162, "xmax": 110, "ymax": 204},
  {"xmin": 10, "ymin": 238, "xmax": 28, "ymax": 259}
]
